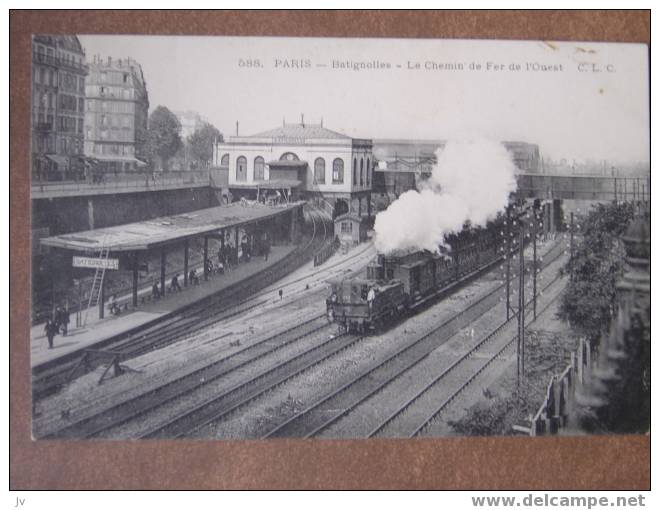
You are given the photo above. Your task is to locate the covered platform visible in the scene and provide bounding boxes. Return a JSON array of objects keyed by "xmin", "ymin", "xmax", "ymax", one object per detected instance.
[
  {"xmin": 30, "ymin": 242, "xmax": 296, "ymax": 368},
  {"xmin": 39, "ymin": 201, "xmax": 305, "ymax": 321}
]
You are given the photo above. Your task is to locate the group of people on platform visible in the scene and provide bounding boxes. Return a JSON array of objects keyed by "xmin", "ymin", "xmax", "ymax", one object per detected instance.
[
  {"xmin": 147, "ymin": 233, "xmax": 273, "ymax": 301},
  {"xmin": 43, "ymin": 306, "xmax": 70, "ymax": 349},
  {"xmin": 40, "ymin": 233, "xmax": 277, "ymax": 351}
]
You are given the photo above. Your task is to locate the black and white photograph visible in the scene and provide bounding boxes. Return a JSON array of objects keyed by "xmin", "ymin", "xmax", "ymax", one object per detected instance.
[{"xmin": 28, "ymin": 34, "xmax": 650, "ymax": 441}]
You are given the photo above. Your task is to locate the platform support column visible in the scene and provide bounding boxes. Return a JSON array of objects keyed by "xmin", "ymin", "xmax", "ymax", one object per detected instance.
[
  {"xmin": 367, "ymin": 193, "xmax": 372, "ymax": 218},
  {"xmin": 160, "ymin": 248, "xmax": 166, "ymax": 297},
  {"xmin": 87, "ymin": 199, "xmax": 95, "ymax": 230},
  {"xmin": 235, "ymin": 227, "xmax": 239, "ymax": 261},
  {"xmin": 220, "ymin": 229, "xmax": 226, "ymax": 264},
  {"xmin": 290, "ymin": 210, "xmax": 297, "ymax": 243},
  {"xmin": 132, "ymin": 251, "xmax": 139, "ymax": 307},
  {"xmin": 358, "ymin": 197, "xmax": 362, "ymax": 217},
  {"xmin": 203, "ymin": 236, "xmax": 209, "ymax": 281},
  {"xmin": 98, "ymin": 276, "xmax": 105, "ymax": 319},
  {"xmin": 183, "ymin": 239, "xmax": 189, "ymax": 287}
]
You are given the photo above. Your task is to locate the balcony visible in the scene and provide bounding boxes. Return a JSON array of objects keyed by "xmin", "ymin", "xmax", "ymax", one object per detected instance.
[{"xmin": 33, "ymin": 51, "xmax": 89, "ymax": 73}]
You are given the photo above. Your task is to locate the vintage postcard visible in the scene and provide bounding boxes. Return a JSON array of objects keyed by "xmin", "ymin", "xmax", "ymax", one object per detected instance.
[{"xmin": 29, "ymin": 35, "xmax": 649, "ymax": 441}]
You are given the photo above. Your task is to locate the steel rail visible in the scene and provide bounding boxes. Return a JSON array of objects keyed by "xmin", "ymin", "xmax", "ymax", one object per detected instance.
[
  {"xmin": 369, "ymin": 271, "xmax": 564, "ymax": 438},
  {"xmin": 409, "ymin": 282, "xmax": 565, "ymax": 438},
  {"xmin": 138, "ymin": 331, "xmax": 368, "ymax": 439},
  {"xmin": 41, "ymin": 315, "xmax": 331, "ymax": 439},
  {"xmin": 262, "ymin": 242, "xmax": 565, "ymax": 439},
  {"xmin": 32, "ymin": 205, "xmax": 335, "ymax": 398}
]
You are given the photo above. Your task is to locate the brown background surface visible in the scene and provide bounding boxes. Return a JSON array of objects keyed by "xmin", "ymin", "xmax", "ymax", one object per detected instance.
[{"xmin": 10, "ymin": 10, "xmax": 650, "ymax": 490}]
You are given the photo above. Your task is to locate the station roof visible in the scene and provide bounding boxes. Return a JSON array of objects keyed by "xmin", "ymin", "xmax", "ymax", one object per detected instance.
[
  {"xmin": 251, "ymin": 123, "xmax": 350, "ymax": 140},
  {"xmin": 40, "ymin": 201, "xmax": 303, "ymax": 253}
]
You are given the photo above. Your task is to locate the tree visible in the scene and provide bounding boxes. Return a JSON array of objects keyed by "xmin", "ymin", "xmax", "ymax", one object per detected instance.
[
  {"xmin": 146, "ymin": 106, "xmax": 182, "ymax": 170},
  {"xmin": 188, "ymin": 122, "xmax": 223, "ymax": 169},
  {"xmin": 557, "ymin": 202, "xmax": 635, "ymax": 344}
]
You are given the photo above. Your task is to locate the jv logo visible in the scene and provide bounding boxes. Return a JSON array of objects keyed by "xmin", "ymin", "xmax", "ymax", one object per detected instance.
[{"xmin": 12, "ymin": 498, "xmax": 26, "ymax": 508}]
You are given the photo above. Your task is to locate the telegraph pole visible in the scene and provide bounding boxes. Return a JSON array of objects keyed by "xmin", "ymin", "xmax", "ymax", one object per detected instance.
[
  {"xmin": 505, "ymin": 205, "xmax": 511, "ymax": 321},
  {"xmin": 569, "ymin": 212, "xmax": 575, "ymax": 281},
  {"xmin": 517, "ymin": 223, "xmax": 525, "ymax": 386},
  {"xmin": 532, "ymin": 211, "xmax": 538, "ymax": 320}
]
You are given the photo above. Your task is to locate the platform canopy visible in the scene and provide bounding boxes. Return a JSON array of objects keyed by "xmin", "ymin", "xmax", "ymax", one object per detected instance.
[
  {"xmin": 40, "ymin": 201, "xmax": 304, "ymax": 253},
  {"xmin": 231, "ymin": 179, "xmax": 302, "ymax": 190}
]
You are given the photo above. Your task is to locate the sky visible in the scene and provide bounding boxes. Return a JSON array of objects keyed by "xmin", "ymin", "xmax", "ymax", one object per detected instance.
[{"xmin": 77, "ymin": 35, "xmax": 649, "ymax": 164}]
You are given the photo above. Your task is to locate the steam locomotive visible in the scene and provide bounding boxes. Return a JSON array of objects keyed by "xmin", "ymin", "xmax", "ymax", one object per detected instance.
[{"xmin": 326, "ymin": 217, "xmax": 506, "ymax": 333}]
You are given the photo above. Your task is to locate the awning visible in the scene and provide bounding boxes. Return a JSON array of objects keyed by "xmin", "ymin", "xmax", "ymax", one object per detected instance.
[
  {"xmin": 90, "ymin": 154, "xmax": 147, "ymax": 165},
  {"xmin": 45, "ymin": 154, "xmax": 69, "ymax": 166},
  {"xmin": 267, "ymin": 160, "xmax": 308, "ymax": 168},
  {"xmin": 232, "ymin": 179, "xmax": 302, "ymax": 190}
]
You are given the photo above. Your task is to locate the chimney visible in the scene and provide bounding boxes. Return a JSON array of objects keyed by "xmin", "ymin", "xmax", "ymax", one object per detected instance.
[
  {"xmin": 301, "ymin": 113, "xmax": 304, "ymax": 127},
  {"xmin": 107, "ymin": 56, "xmax": 112, "ymax": 65},
  {"xmin": 236, "ymin": 121, "xmax": 239, "ymax": 136}
]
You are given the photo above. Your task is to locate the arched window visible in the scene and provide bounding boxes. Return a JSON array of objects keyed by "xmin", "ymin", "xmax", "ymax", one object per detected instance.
[
  {"xmin": 220, "ymin": 153, "xmax": 229, "ymax": 166},
  {"xmin": 366, "ymin": 157, "xmax": 371, "ymax": 186},
  {"xmin": 279, "ymin": 152, "xmax": 299, "ymax": 161},
  {"xmin": 353, "ymin": 157, "xmax": 358, "ymax": 185},
  {"xmin": 332, "ymin": 158, "xmax": 344, "ymax": 184},
  {"xmin": 236, "ymin": 156, "xmax": 247, "ymax": 182},
  {"xmin": 314, "ymin": 158, "xmax": 326, "ymax": 184},
  {"xmin": 359, "ymin": 158, "xmax": 364, "ymax": 186},
  {"xmin": 254, "ymin": 156, "xmax": 265, "ymax": 181}
]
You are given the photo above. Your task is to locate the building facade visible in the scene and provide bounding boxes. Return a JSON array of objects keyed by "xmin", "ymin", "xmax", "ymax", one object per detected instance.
[
  {"xmin": 84, "ymin": 55, "xmax": 149, "ymax": 172},
  {"xmin": 372, "ymin": 139, "xmax": 542, "ymax": 196},
  {"xmin": 31, "ymin": 35, "xmax": 88, "ymax": 181},
  {"xmin": 213, "ymin": 123, "xmax": 374, "ymax": 217}
]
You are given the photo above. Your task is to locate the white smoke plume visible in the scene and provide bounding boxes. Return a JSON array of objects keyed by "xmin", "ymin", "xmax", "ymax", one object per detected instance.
[{"xmin": 374, "ymin": 137, "xmax": 517, "ymax": 254}]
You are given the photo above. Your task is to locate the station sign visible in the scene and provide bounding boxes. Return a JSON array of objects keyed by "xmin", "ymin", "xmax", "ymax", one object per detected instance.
[{"xmin": 72, "ymin": 256, "xmax": 119, "ymax": 270}]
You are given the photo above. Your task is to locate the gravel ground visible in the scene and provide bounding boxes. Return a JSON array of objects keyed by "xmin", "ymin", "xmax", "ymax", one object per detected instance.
[
  {"xmin": 316, "ymin": 251, "xmax": 567, "ymax": 439},
  {"xmin": 192, "ymin": 277, "xmax": 503, "ymax": 440},
  {"xmin": 35, "ymin": 238, "xmax": 563, "ymax": 441},
  {"xmin": 34, "ymin": 241, "xmax": 376, "ymax": 438},
  {"xmin": 419, "ymin": 273, "xmax": 568, "ymax": 437}
]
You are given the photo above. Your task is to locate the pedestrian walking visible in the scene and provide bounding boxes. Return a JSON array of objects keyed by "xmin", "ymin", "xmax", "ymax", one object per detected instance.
[
  {"xmin": 189, "ymin": 269, "xmax": 200, "ymax": 285},
  {"xmin": 263, "ymin": 238, "xmax": 270, "ymax": 262},
  {"xmin": 44, "ymin": 319, "xmax": 58, "ymax": 349},
  {"xmin": 54, "ymin": 306, "xmax": 64, "ymax": 334},
  {"xmin": 152, "ymin": 281, "xmax": 161, "ymax": 300},
  {"xmin": 61, "ymin": 306, "xmax": 70, "ymax": 335},
  {"xmin": 108, "ymin": 294, "xmax": 120, "ymax": 315},
  {"xmin": 170, "ymin": 274, "xmax": 182, "ymax": 292}
]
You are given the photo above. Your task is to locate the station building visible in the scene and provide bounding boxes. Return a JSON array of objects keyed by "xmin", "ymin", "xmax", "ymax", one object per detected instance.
[{"xmin": 212, "ymin": 122, "xmax": 374, "ymax": 218}]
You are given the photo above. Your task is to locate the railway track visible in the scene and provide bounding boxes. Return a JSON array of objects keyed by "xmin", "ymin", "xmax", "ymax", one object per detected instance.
[
  {"xmin": 261, "ymin": 243, "xmax": 565, "ymax": 439},
  {"xmin": 41, "ymin": 236, "xmax": 563, "ymax": 440},
  {"xmin": 32, "ymin": 205, "xmax": 335, "ymax": 400},
  {"xmin": 137, "ymin": 330, "xmax": 366, "ymax": 439},
  {"xmin": 130, "ymin": 241, "xmax": 563, "ymax": 439},
  {"xmin": 142, "ymin": 248, "xmax": 548, "ymax": 439},
  {"xmin": 40, "ymin": 314, "xmax": 331, "ymax": 438},
  {"xmin": 409, "ymin": 283, "xmax": 564, "ymax": 438}
]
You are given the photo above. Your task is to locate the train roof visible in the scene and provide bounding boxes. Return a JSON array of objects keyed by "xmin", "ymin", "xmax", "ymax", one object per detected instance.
[{"xmin": 327, "ymin": 277, "xmax": 402, "ymax": 290}]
